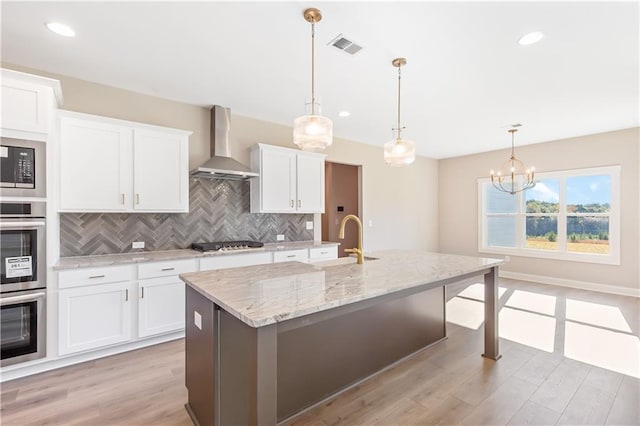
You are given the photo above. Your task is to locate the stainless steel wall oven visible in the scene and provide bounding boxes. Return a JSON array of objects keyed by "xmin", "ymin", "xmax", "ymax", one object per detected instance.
[{"xmin": 1, "ymin": 201, "xmax": 46, "ymax": 366}]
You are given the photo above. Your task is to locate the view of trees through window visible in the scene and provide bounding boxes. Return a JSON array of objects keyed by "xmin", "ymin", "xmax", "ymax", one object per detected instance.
[
  {"xmin": 524, "ymin": 175, "xmax": 611, "ymax": 254},
  {"xmin": 482, "ymin": 169, "xmax": 615, "ymax": 259}
]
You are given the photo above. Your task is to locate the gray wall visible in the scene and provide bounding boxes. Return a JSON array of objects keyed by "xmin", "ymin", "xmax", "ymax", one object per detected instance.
[{"xmin": 60, "ymin": 179, "xmax": 313, "ymax": 256}]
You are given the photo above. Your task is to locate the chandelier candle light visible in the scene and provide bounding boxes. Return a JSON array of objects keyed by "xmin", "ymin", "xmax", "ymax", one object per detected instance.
[
  {"xmin": 293, "ymin": 7, "xmax": 333, "ymax": 152},
  {"xmin": 384, "ymin": 58, "xmax": 415, "ymax": 166},
  {"xmin": 490, "ymin": 128, "xmax": 536, "ymax": 194}
]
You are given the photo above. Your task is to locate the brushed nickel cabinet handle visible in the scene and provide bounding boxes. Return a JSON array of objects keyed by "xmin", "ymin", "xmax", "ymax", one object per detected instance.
[
  {"xmin": 290, "ymin": 200, "xmax": 294, "ymax": 208},
  {"xmin": 320, "ymin": 251, "xmax": 328, "ymax": 254},
  {"xmin": 298, "ymin": 200, "xmax": 301, "ymax": 208},
  {"xmin": 287, "ymin": 255, "xmax": 296, "ymax": 258},
  {"xmin": 125, "ymin": 289, "xmax": 129, "ymax": 301},
  {"xmin": 121, "ymin": 193, "xmax": 125, "ymax": 204},
  {"xmin": 141, "ymin": 287, "xmax": 145, "ymax": 299},
  {"xmin": 136, "ymin": 194, "xmax": 140, "ymax": 205},
  {"xmin": 89, "ymin": 275, "xmax": 105, "ymax": 279},
  {"xmin": 161, "ymin": 267, "xmax": 175, "ymax": 271}
]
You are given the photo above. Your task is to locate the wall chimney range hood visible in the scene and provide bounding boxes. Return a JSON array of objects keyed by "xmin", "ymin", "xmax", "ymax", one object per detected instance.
[{"xmin": 190, "ymin": 106, "xmax": 259, "ymax": 181}]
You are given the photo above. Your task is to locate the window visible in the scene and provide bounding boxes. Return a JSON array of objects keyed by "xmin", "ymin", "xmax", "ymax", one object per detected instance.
[{"xmin": 478, "ymin": 166, "xmax": 620, "ymax": 264}]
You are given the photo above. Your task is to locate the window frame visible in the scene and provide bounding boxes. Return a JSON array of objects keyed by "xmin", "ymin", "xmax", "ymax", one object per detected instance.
[{"xmin": 478, "ymin": 165, "xmax": 621, "ymax": 265}]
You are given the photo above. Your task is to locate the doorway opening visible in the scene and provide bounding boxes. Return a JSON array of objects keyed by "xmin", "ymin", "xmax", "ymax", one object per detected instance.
[{"xmin": 322, "ymin": 162, "xmax": 362, "ymax": 258}]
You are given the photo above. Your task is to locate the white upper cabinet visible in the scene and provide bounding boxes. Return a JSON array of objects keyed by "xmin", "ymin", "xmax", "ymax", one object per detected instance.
[
  {"xmin": 59, "ymin": 116, "xmax": 133, "ymax": 211},
  {"xmin": 296, "ymin": 154, "xmax": 325, "ymax": 213},
  {"xmin": 59, "ymin": 111, "xmax": 191, "ymax": 213},
  {"xmin": 1, "ymin": 68, "xmax": 63, "ymax": 141},
  {"xmin": 250, "ymin": 143, "xmax": 325, "ymax": 214},
  {"xmin": 133, "ymin": 129, "xmax": 188, "ymax": 212}
]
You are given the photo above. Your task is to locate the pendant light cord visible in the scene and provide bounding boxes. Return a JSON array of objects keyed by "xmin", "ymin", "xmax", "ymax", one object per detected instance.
[
  {"xmin": 397, "ymin": 66, "xmax": 401, "ymax": 140},
  {"xmin": 311, "ymin": 21, "xmax": 316, "ymax": 116}
]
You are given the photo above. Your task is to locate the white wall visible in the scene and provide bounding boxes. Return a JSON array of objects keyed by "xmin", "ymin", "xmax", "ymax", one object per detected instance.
[
  {"xmin": 439, "ymin": 128, "xmax": 639, "ymax": 292},
  {"xmin": 3, "ymin": 63, "xmax": 439, "ymax": 253}
]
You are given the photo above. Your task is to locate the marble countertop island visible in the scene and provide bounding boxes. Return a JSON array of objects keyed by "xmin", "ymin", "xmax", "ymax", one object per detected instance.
[
  {"xmin": 180, "ymin": 250, "xmax": 504, "ymax": 328},
  {"xmin": 182, "ymin": 250, "xmax": 505, "ymax": 425}
]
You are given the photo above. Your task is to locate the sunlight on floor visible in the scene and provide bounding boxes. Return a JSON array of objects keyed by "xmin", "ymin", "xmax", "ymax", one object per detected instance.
[
  {"xmin": 446, "ymin": 297, "xmax": 485, "ymax": 330},
  {"xmin": 505, "ymin": 290, "xmax": 557, "ymax": 316},
  {"xmin": 566, "ymin": 299, "xmax": 632, "ymax": 333},
  {"xmin": 564, "ymin": 321, "xmax": 640, "ymax": 378},
  {"xmin": 499, "ymin": 307, "xmax": 557, "ymax": 352},
  {"xmin": 456, "ymin": 283, "xmax": 508, "ymax": 301}
]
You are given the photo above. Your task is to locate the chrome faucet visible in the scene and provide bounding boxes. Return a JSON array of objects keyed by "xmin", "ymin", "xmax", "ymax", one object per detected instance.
[{"xmin": 338, "ymin": 214, "xmax": 364, "ymax": 264}]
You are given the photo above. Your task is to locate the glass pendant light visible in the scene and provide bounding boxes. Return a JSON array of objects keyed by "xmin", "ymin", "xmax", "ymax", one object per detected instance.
[
  {"xmin": 490, "ymin": 128, "xmax": 536, "ymax": 194},
  {"xmin": 293, "ymin": 8, "xmax": 333, "ymax": 152},
  {"xmin": 384, "ymin": 58, "xmax": 415, "ymax": 166}
]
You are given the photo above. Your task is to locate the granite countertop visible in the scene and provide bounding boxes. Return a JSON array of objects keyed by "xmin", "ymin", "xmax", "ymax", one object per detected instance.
[
  {"xmin": 180, "ymin": 250, "xmax": 504, "ymax": 328},
  {"xmin": 54, "ymin": 241, "xmax": 340, "ymax": 270}
]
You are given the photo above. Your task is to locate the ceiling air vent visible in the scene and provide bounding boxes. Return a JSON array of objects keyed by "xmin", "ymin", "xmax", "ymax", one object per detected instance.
[{"xmin": 328, "ymin": 34, "xmax": 363, "ymax": 55}]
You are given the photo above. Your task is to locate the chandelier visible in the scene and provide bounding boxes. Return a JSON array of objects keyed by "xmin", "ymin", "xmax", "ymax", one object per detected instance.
[
  {"xmin": 293, "ymin": 8, "xmax": 333, "ymax": 152},
  {"xmin": 384, "ymin": 58, "xmax": 415, "ymax": 166},
  {"xmin": 490, "ymin": 128, "xmax": 535, "ymax": 194}
]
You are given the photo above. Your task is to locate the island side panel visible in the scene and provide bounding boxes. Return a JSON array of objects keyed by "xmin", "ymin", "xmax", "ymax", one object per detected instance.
[
  {"xmin": 276, "ymin": 285, "xmax": 446, "ymax": 421},
  {"xmin": 218, "ymin": 310, "xmax": 277, "ymax": 426},
  {"xmin": 185, "ymin": 286, "xmax": 216, "ymax": 426},
  {"xmin": 482, "ymin": 266, "xmax": 501, "ymax": 360}
]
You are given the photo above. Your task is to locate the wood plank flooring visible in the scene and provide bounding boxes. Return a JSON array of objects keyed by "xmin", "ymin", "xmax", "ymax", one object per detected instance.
[{"xmin": 1, "ymin": 278, "xmax": 638, "ymax": 425}]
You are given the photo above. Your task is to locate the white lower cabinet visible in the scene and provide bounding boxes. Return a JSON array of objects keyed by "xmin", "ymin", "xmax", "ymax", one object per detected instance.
[
  {"xmin": 138, "ymin": 276, "xmax": 185, "ymax": 338},
  {"xmin": 58, "ymin": 281, "xmax": 133, "ymax": 356},
  {"xmin": 273, "ymin": 249, "xmax": 309, "ymax": 263}
]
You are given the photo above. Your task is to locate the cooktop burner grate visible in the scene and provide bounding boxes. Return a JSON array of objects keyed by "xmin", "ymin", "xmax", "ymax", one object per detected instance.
[{"xmin": 191, "ymin": 240, "xmax": 264, "ymax": 252}]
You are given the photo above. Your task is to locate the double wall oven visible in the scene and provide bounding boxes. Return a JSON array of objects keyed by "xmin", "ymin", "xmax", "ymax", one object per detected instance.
[{"xmin": 1, "ymin": 200, "xmax": 47, "ymax": 366}]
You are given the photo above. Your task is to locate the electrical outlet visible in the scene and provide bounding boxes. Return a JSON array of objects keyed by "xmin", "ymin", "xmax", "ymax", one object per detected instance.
[
  {"xmin": 194, "ymin": 311, "xmax": 202, "ymax": 330},
  {"xmin": 132, "ymin": 241, "xmax": 145, "ymax": 249},
  {"xmin": 504, "ymin": 255, "xmax": 511, "ymax": 262},
  {"xmin": 276, "ymin": 234, "xmax": 285, "ymax": 241},
  {"xmin": 306, "ymin": 221, "xmax": 313, "ymax": 230},
  {"xmin": 368, "ymin": 220, "xmax": 373, "ymax": 227}
]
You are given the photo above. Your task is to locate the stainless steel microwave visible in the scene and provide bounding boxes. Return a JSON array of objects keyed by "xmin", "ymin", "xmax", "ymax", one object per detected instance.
[{"xmin": 0, "ymin": 138, "xmax": 46, "ymax": 198}]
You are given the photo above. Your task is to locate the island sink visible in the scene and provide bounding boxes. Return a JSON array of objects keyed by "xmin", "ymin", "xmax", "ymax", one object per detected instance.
[{"xmin": 180, "ymin": 250, "xmax": 503, "ymax": 425}]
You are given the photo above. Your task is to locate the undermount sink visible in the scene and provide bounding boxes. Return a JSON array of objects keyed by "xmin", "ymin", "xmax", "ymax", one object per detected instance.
[{"xmin": 315, "ymin": 256, "xmax": 379, "ymax": 267}]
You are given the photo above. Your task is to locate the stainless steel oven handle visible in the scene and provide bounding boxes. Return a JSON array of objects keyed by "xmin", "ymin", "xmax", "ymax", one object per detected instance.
[
  {"xmin": 0, "ymin": 221, "xmax": 46, "ymax": 228},
  {"xmin": 0, "ymin": 292, "xmax": 45, "ymax": 305}
]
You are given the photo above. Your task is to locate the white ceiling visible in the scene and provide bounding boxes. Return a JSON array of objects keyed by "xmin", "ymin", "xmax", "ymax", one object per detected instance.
[{"xmin": 2, "ymin": 1, "xmax": 638, "ymax": 159}]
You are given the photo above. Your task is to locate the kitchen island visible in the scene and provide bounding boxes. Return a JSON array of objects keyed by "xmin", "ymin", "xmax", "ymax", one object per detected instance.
[{"xmin": 179, "ymin": 250, "xmax": 504, "ymax": 426}]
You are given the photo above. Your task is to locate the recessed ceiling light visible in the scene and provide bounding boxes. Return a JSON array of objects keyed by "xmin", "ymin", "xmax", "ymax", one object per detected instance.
[
  {"xmin": 338, "ymin": 111, "xmax": 351, "ymax": 117},
  {"xmin": 45, "ymin": 22, "xmax": 76, "ymax": 37},
  {"xmin": 518, "ymin": 31, "xmax": 543, "ymax": 46}
]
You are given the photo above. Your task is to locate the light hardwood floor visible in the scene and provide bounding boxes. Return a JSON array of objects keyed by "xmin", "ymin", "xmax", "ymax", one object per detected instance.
[{"xmin": 1, "ymin": 278, "xmax": 638, "ymax": 425}]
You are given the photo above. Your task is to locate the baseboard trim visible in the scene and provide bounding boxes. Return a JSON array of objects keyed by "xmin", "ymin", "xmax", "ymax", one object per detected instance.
[
  {"xmin": 499, "ymin": 271, "xmax": 640, "ymax": 298},
  {"xmin": 0, "ymin": 331, "xmax": 184, "ymax": 383}
]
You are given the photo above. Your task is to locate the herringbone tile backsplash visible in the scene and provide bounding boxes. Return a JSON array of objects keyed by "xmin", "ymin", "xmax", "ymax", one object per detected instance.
[{"xmin": 60, "ymin": 179, "xmax": 314, "ymax": 257}]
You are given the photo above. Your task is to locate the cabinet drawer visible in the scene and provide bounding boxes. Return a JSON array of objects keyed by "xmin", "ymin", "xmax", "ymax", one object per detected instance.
[
  {"xmin": 200, "ymin": 252, "xmax": 273, "ymax": 271},
  {"xmin": 273, "ymin": 249, "xmax": 309, "ymax": 263},
  {"xmin": 138, "ymin": 258, "xmax": 198, "ymax": 279},
  {"xmin": 58, "ymin": 265, "xmax": 136, "ymax": 289},
  {"xmin": 309, "ymin": 246, "xmax": 338, "ymax": 261}
]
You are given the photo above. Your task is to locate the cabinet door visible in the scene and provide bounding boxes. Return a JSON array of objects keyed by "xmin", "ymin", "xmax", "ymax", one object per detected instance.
[
  {"xmin": 260, "ymin": 149, "xmax": 296, "ymax": 212},
  {"xmin": 296, "ymin": 154, "xmax": 325, "ymax": 213},
  {"xmin": 59, "ymin": 116, "xmax": 133, "ymax": 211},
  {"xmin": 1, "ymin": 79, "xmax": 49, "ymax": 138},
  {"xmin": 133, "ymin": 129, "xmax": 188, "ymax": 212},
  {"xmin": 58, "ymin": 282, "xmax": 133, "ymax": 355},
  {"xmin": 138, "ymin": 276, "xmax": 185, "ymax": 337}
]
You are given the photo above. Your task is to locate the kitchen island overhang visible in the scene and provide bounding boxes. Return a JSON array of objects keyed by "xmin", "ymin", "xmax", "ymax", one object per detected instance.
[{"xmin": 180, "ymin": 250, "xmax": 504, "ymax": 426}]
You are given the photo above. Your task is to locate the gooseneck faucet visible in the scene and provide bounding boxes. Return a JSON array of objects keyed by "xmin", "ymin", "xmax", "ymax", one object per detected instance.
[{"xmin": 338, "ymin": 214, "xmax": 364, "ymax": 264}]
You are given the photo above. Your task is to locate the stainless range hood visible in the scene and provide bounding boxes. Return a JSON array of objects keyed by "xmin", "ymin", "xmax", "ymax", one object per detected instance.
[{"xmin": 190, "ymin": 106, "xmax": 259, "ymax": 181}]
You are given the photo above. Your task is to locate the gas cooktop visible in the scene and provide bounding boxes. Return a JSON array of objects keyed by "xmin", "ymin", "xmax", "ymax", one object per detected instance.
[{"xmin": 191, "ymin": 241, "xmax": 264, "ymax": 252}]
